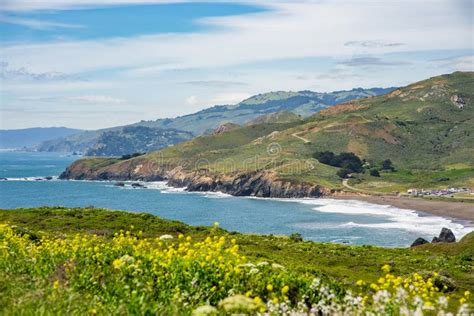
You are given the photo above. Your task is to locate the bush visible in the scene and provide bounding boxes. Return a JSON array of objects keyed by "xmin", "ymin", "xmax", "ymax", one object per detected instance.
[
  {"xmin": 289, "ymin": 233, "xmax": 303, "ymax": 242},
  {"xmin": 369, "ymin": 169, "xmax": 380, "ymax": 177},
  {"xmin": 337, "ymin": 168, "xmax": 352, "ymax": 179},
  {"xmin": 121, "ymin": 152, "xmax": 144, "ymax": 160},
  {"xmin": 381, "ymin": 159, "xmax": 395, "ymax": 171}
]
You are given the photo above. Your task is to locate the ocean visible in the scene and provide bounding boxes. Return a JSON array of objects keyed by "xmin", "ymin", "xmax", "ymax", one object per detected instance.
[{"xmin": 0, "ymin": 151, "xmax": 471, "ymax": 247}]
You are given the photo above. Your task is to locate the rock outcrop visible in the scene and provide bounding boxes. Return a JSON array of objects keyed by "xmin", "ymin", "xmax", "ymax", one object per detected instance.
[
  {"xmin": 432, "ymin": 227, "xmax": 456, "ymax": 243},
  {"xmin": 451, "ymin": 95, "xmax": 466, "ymax": 109},
  {"xmin": 60, "ymin": 160, "xmax": 333, "ymax": 198},
  {"xmin": 411, "ymin": 227, "xmax": 456, "ymax": 247},
  {"xmin": 410, "ymin": 237, "xmax": 429, "ymax": 247}
]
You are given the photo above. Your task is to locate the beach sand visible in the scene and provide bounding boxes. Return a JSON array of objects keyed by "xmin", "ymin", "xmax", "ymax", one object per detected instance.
[{"xmin": 333, "ymin": 195, "xmax": 474, "ymax": 224}]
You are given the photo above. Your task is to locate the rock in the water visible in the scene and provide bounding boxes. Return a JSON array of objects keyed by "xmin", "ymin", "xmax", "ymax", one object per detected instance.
[
  {"xmin": 411, "ymin": 237, "xmax": 429, "ymax": 247},
  {"xmin": 432, "ymin": 227, "xmax": 456, "ymax": 243},
  {"xmin": 114, "ymin": 182, "xmax": 125, "ymax": 187},
  {"xmin": 131, "ymin": 182, "xmax": 145, "ymax": 188}
]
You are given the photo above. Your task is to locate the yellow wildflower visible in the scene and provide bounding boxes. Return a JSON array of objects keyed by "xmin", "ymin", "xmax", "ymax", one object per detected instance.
[
  {"xmin": 381, "ymin": 264, "xmax": 391, "ymax": 273},
  {"xmin": 356, "ymin": 280, "xmax": 365, "ymax": 287}
]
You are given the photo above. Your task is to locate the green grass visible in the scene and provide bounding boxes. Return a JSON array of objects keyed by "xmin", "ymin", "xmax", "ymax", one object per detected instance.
[
  {"xmin": 351, "ymin": 168, "xmax": 474, "ymax": 194},
  {"xmin": 1, "ymin": 207, "xmax": 473, "ymax": 293}
]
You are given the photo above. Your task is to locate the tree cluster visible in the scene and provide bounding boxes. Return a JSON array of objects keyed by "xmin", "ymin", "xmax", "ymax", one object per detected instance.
[
  {"xmin": 313, "ymin": 151, "xmax": 395, "ymax": 179},
  {"xmin": 120, "ymin": 152, "xmax": 144, "ymax": 160}
]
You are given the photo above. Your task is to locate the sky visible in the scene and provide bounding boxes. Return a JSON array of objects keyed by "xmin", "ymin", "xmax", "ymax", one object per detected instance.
[{"xmin": 0, "ymin": 0, "xmax": 473, "ymax": 130}]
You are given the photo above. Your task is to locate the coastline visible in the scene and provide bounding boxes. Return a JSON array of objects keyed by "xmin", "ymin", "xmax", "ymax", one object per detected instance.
[
  {"xmin": 332, "ymin": 194, "xmax": 474, "ymax": 224},
  {"xmin": 57, "ymin": 156, "xmax": 474, "ymax": 230}
]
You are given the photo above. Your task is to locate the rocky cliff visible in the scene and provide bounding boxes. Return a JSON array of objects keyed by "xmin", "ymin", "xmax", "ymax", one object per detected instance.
[{"xmin": 60, "ymin": 160, "xmax": 334, "ymax": 198}]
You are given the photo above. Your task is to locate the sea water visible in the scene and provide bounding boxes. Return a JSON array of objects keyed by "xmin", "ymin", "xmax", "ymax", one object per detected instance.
[{"xmin": 0, "ymin": 151, "xmax": 471, "ymax": 247}]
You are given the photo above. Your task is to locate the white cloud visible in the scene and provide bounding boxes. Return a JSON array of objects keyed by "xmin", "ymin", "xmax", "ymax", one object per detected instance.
[
  {"xmin": 1, "ymin": 0, "xmax": 210, "ymax": 12},
  {"xmin": 1, "ymin": 0, "xmax": 472, "ymax": 129},
  {"xmin": 185, "ymin": 92, "xmax": 251, "ymax": 107},
  {"xmin": 0, "ymin": 62, "xmax": 80, "ymax": 81},
  {"xmin": 185, "ymin": 95, "xmax": 198, "ymax": 105},
  {"xmin": 432, "ymin": 55, "xmax": 474, "ymax": 71},
  {"xmin": 0, "ymin": 15, "xmax": 84, "ymax": 29},
  {"xmin": 208, "ymin": 92, "xmax": 251, "ymax": 105},
  {"xmin": 16, "ymin": 94, "xmax": 126, "ymax": 104},
  {"xmin": 3, "ymin": 1, "xmax": 471, "ymax": 75},
  {"xmin": 66, "ymin": 95, "xmax": 125, "ymax": 104}
]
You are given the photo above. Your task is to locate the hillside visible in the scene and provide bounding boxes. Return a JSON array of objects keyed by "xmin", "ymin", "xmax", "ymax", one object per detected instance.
[
  {"xmin": 1, "ymin": 207, "xmax": 472, "ymax": 314},
  {"xmin": 38, "ymin": 87, "xmax": 395, "ymax": 155},
  {"xmin": 246, "ymin": 111, "xmax": 301, "ymax": 126},
  {"xmin": 85, "ymin": 126, "xmax": 193, "ymax": 156},
  {"xmin": 60, "ymin": 72, "xmax": 474, "ymax": 196},
  {"xmin": 0, "ymin": 127, "xmax": 82, "ymax": 150}
]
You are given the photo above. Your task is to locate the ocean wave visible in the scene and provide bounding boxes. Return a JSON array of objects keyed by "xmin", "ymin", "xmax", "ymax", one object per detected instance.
[
  {"xmin": 193, "ymin": 191, "xmax": 233, "ymax": 199},
  {"xmin": 244, "ymin": 196, "xmax": 472, "ymax": 238},
  {"xmin": 1, "ymin": 176, "xmax": 59, "ymax": 181},
  {"xmin": 146, "ymin": 181, "xmax": 186, "ymax": 193},
  {"xmin": 303, "ymin": 198, "xmax": 471, "ymax": 238}
]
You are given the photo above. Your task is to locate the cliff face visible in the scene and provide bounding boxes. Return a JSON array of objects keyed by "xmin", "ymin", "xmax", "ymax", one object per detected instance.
[{"xmin": 60, "ymin": 160, "xmax": 333, "ymax": 198}]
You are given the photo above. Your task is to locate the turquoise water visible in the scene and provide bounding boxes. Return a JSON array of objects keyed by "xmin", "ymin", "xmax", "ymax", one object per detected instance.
[{"xmin": 0, "ymin": 151, "xmax": 470, "ymax": 247}]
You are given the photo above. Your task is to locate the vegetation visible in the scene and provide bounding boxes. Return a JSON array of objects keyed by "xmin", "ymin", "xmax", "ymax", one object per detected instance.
[
  {"xmin": 313, "ymin": 151, "xmax": 364, "ymax": 178},
  {"xmin": 381, "ymin": 159, "xmax": 395, "ymax": 172},
  {"xmin": 120, "ymin": 152, "xmax": 145, "ymax": 160},
  {"xmin": 370, "ymin": 169, "xmax": 381, "ymax": 177},
  {"xmin": 36, "ymin": 88, "xmax": 395, "ymax": 156},
  {"xmin": 62, "ymin": 72, "xmax": 474, "ymax": 193},
  {"xmin": 86, "ymin": 126, "xmax": 193, "ymax": 156},
  {"xmin": 1, "ymin": 207, "xmax": 473, "ymax": 314}
]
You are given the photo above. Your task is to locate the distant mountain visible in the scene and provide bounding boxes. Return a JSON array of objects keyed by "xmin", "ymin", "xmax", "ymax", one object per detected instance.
[
  {"xmin": 85, "ymin": 126, "xmax": 193, "ymax": 156},
  {"xmin": 38, "ymin": 87, "xmax": 396, "ymax": 155},
  {"xmin": 0, "ymin": 127, "xmax": 83, "ymax": 150}
]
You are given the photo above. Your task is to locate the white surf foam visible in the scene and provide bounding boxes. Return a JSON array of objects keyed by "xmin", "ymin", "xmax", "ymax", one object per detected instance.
[
  {"xmin": 297, "ymin": 198, "xmax": 471, "ymax": 238},
  {"xmin": 145, "ymin": 181, "xmax": 186, "ymax": 193},
  {"xmin": 3, "ymin": 176, "xmax": 59, "ymax": 181},
  {"xmin": 193, "ymin": 191, "xmax": 233, "ymax": 199},
  {"xmin": 243, "ymin": 196, "xmax": 472, "ymax": 238}
]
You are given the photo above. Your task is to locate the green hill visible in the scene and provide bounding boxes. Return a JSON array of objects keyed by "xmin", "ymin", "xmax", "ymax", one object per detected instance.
[
  {"xmin": 60, "ymin": 72, "xmax": 473, "ymax": 195},
  {"xmin": 38, "ymin": 87, "xmax": 395, "ymax": 156}
]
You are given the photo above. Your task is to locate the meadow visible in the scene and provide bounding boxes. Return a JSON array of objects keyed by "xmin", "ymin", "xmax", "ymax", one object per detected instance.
[{"xmin": 1, "ymin": 207, "xmax": 472, "ymax": 315}]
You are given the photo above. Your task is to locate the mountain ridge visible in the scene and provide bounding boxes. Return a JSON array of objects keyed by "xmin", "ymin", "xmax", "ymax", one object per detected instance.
[
  {"xmin": 60, "ymin": 72, "xmax": 474, "ymax": 196},
  {"xmin": 0, "ymin": 127, "xmax": 83, "ymax": 150},
  {"xmin": 37, "ymin": 87, "xmax": 396, "ymax": 155}
]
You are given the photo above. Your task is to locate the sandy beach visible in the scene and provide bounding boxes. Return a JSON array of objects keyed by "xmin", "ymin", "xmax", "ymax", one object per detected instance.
[{"xmin": 333, "ymin": 195, "xmax": 474, "ymax": 224}]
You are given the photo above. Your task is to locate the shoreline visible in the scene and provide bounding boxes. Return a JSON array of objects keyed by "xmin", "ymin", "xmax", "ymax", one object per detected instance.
[
  {"xmin": 332, "ymin": 194, "xmax": 474, "ymax": 225},
  {"xmin": 7, "ymin": 175, "xmax": 474, "ymax": 228}
]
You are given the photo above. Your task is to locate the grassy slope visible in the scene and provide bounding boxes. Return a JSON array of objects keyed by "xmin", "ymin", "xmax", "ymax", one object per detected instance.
[
  {"xmin": 72, "ymin": 72, "xmax": 474, "ymax": 192},
  {"xmin": 1, "ymin": 207, "xmax": 473, "ymax": 296},
  {"xmin": 38, "ymin": 88, "xmax": 393, "ymax": 154}
]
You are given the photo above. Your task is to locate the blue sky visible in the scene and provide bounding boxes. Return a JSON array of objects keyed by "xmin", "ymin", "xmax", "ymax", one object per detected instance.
[
  {"xmin": 0, "ymin": 0, "xmax": 473, "ymax": 129},
  {"xmin": 0, "ymin": 3, "xmax": 265, "ymax": 42}
]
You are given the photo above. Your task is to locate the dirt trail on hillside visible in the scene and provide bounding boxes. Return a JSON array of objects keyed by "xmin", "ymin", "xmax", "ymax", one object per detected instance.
[{"xmin": 291, "ymin": 131, "xmax": 311, "ymax": 143}]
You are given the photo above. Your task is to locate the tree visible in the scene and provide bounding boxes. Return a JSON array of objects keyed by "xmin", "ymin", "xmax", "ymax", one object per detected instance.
[
  {"xmin": 314, "ymin": 151, "xmax": 363, "ymax": 172},
  {"xmin": 313, "ymin": 151, "xmax": 335, "ymax": 165},
  {"xmin": 370, "ymin": 169, "xmax": 380, "ymax": 177},
  {"xmin": 337, "ymin": 168, "xmax": 352, "ymax": 179},
  {"xmin": 381, "ymin": 159, "xmax": 395, "ymax": 171}
]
